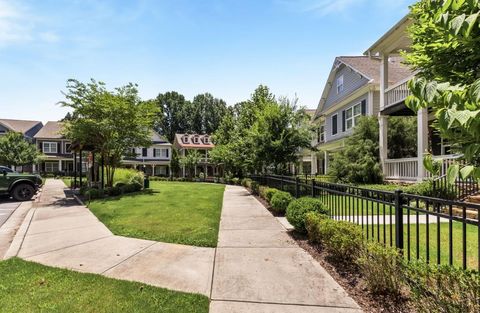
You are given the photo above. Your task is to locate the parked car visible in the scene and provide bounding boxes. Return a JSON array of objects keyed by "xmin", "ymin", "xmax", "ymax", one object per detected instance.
[{"xmin": 0, "ymin": 167, "xmax": 43, "ymax": 201}]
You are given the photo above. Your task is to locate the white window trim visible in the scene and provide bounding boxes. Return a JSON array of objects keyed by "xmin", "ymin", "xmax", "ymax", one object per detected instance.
[
  {"xmin": 336, "ymin": 75, "xmax": 344, "ymax": 94},
  {"xmin": 43, "ymin": 142, "xmax": 58, "ymax": 154},
  {"xmin": 345, "ymin": 102, "xmax": 362, "ymax": 131},
  {"xmin": 331, "ymin": 114, "xmax": 338, "ymax": 136},
  {"xmin": 319, "ymin": 125, "xmax": 325, "ymax": 143}
]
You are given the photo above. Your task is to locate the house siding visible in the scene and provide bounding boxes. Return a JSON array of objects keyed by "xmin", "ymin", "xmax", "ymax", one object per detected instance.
[
  {"xmin": 324, "ymin": 93, "xmax": 369, "ymax": 142},
  {"xmin": 323, "ymin": 64, "xmax": 370, "ymax": 112}
]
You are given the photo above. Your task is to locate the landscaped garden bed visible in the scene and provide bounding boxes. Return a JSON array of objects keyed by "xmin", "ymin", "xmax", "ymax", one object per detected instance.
[
  {"xmin": 88, "ymin": 181, "xmax": 225, "ymax": 247},
  {"xmin": 0, "ymin": 258, "xmax": 209, "ymax": 313}
]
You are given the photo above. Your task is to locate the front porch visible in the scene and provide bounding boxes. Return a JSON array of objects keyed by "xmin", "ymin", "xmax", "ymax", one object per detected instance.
[{"xmin": 123, "ymin": 161, "xmax": 171, "ymax": 177}]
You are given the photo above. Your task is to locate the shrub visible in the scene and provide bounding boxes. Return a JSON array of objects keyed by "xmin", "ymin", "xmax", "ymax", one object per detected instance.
[
  {"xmin": 79, "ymin": 186, "xmax": 89, "ymax": 196},
  {"xmin": 113, "ymin": 168, "xmax": 144, "ymax": 185},
  {"xmin": 405, "ymin": 262, "xmax": 480, "ymax": 313},
  {"xmin": 357, "ymin": 242, "xmax": 405, "ymax": 296},
  {"xmin": 258, "ymin": 186, "xmax": 268, "ymax": 199},
  {"xmin": 318, "ymin": 219, "xmax": 364, "ymax": 262},
  {"xmin": 404, "ymin": 179, "xmax": 457, "ymax": 200},
  {"xmin": 265, "ymin": 188, "xmax": 279, "ymax": 203},
  {"xmin": 250, "ymin": 181, "xmax": 260, "ymax": 195},
  {"xmin": 270, "ymin": 191, "xmax": 293, "ymax": 215},
  {"xmin": 305, "ymin": 212, "xmax": 325, "ymax": 244},
  {"xmin": 84, "ymin": 188, "xmax": 103, "ymax": 200},
  {"xmin": 241, "ymin": 178, "xmax": 252, "ymax": 188},
  {"xmin": 107, "ymin": 186, "xmax": 122, "ymax": 196},
  {"xmin": 286, "ymin": 197, "xmax": 328, "ymax": 233}
]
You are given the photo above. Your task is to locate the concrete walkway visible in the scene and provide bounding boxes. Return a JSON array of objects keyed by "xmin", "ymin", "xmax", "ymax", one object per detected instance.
[
  {"xmin": 5, "ymin": 179, "xmax": 361, "ymax": 312},
  {"xmin": 210, "ymin": 186, "xmax": 361, "ymax": 312}
]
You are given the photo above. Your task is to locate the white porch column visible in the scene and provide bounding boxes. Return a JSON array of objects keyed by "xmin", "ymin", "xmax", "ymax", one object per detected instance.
[
  {"xmin": 324, "ymin": 151, "xmax": 329, "ymax": 175},
  {"xmin": 152, "ymin": 165, "xmax": 155, "ymax": 176},
  {"xmin": 58, "ymin": 160, "xmax": 62, "ymax": 172},
  {"xmin": 379, "ymin": 115, "xmax": 388, "ymax": 172},
  {"xmin": 311, "ymin": 153, "xmax": 317, "ymax": 175},
  {"xmin": 417, "ymin": 108, "xmax": 429, "ymax": 181},
  {"xmin": 380, "ymin": 53, "xmax": 389, "ymax": 110},
  {"xmin": 32, "ymin": 164, "xmax": 37, "ymax": 173}
]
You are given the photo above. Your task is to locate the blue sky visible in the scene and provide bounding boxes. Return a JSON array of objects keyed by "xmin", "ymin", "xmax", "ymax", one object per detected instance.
[{"xmin": 0, "ymin": 0, "xmax": 415, "ymax": 122}]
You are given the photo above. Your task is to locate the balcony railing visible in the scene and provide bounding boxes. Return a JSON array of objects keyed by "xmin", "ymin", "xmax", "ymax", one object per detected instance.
[
  {"xmin": 384, "ymin": 157, "xmax": 418, "ymax": 181},
  {"xmin": 384, "ymin": 76, "xmax": 413, "ymax": 109}
]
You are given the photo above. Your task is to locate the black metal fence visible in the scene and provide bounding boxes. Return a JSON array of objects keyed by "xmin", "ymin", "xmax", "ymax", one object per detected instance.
[
  {"xmin": 433, "ymin": 174, "xmax": 480, "ymax": 200},
  {"xmin": 251, "ymin": 174, "xmax": 480, "ymax": 270}
]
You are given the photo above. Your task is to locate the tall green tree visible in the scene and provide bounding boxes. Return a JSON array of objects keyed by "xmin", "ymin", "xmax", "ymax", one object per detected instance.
[
  {"xmin": 0, "ymin": 132, "xmax": 41, "ymax": 168},
  {"xmin": 387, "ymin": 116, "xmax": 417, "ymax": 159},
  {"xmin": 191, "ymin": 93, "xmax": 228, "ymax": 134},
  {"xmin": 60, "ymin": 79, "xmax": 158, "ymax": 187},
  {"xmin": 155, "ymin": 92, "xmax": 192, "ymax": 142},
  {"xmin": 404, "ymin": 0, "xmax": 480, "ymax": 182},
  {"xmin": 179, "ymin": 150, "xmax": 202, "ymax": 178},
  {"xmin": 328, "ymin": 116, "xmax": 383, "ymax": 184}
]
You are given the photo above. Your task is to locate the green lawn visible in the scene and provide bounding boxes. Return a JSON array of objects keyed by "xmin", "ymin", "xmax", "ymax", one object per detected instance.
[
  {"xmin": 88, "ymin": 181, "xmax": 225, "ymax": 247},
  {"xmin": 0, "ymin": 258, "xmax": 209, "ymax": 313},
  {"xmin": 363, "ymin": 222, "xmax": 479, "ymax": 270}
]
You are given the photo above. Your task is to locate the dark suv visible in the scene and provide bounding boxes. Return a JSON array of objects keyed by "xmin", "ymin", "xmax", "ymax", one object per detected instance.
[{"xmin": 0, "ymin": 166, "xmax": 43, "ymax": 201}]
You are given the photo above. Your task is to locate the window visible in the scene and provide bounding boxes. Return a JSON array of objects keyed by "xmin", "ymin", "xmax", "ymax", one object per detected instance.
[
  {"xmin": 45, "ymin": 162, "xmax": 59, "ymax": 173},
  {"xmin": 193, "ymin": 136, "xmax": 199, "ymax": 144},
  {"xmin": 345, "ymin": 103, "xmax": 362, "ymax": 130},
  {"xmin": 43, "ymin": 142, "xmax": 57, "ymax": 153},
  {"xmin": 318, "ymin": 125, "xmax": 325, "ymax": 143},
  {"xmin": 154, "ymin": 148, "xmax": 168, "ymax": 158},
  {"xmin": 142, "ymin": 148, "xmax": 148, "ymax": 157},
  {"xmin": 332, "ymin": 115, "xmax": 338, "ymax": 135},
  {"xmin": 204, "ymin": 136, "xmax": 209, "ymax": 144},
  {"xmin": 182, "ymin": 136, "xmax": 189, "ymax": 143},
  {"xmin": 336, "ymin": 75, "xmax": 344, "ymax": 94},
  {"xmin": 65, "ymin": 143, "xmax": 72, "ymax": 154}
]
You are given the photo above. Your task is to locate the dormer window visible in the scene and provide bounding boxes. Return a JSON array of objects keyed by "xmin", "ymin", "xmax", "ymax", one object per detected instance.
[
  {"xmin": 336, "ymin": 75, "xmax": 344, "ymax": 94},
  {"xmin": 193, "ymin": 136, "xmax": 199, "ymax": 144},
  {"xmin": 182, "ymin": 135, "xmax": 189, "ymax": 144},
  {"xmin": 204, "ymin": 136, "xmax": 209, "ymax": 144}
]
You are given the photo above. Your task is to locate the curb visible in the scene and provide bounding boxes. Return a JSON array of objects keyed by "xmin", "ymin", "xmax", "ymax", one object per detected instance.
[{"xmin": 3, "ymin": 205, "xmax": 36, "ymax": 260}]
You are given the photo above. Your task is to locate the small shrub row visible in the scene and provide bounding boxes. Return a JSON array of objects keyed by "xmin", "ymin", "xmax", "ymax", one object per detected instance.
[
  {"xmin": 286, "ymin": 197, "xmax": 328, "ymax": 233},
  {"xmin": 270, "ymin": 191, "xmax": 293, "ymax": 214},
  {"xmin": 403, "ymin": 179, "xmax": 457, "ymax": 200},
  {"xmin": 80, "ymin": 182, "xmax": 143, "ymax": 200}
]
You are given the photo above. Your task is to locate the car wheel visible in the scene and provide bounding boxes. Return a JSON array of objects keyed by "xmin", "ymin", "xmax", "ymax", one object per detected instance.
[{"xmin": 12, "ymin": 184, "xmax": 35, "ymax": 201}]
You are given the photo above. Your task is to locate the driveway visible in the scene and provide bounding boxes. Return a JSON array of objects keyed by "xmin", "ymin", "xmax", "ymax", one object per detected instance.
[{"xmin": 0, "ymin": 200, "xmax": 21, "ymax": 228}]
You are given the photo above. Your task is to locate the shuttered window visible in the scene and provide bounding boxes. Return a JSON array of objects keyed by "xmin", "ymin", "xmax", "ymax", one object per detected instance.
[{"xmin": 332, "ymin": 114, "xmax": 338, "ymax": 135}]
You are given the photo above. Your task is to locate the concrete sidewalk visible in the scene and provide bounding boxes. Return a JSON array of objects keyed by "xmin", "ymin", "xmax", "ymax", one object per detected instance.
[
  {"xmin": 6, "ymin": 179, "xmax": 361, "ymax": 312},
  {"xmin": 210, "ymin": 186, "xmax": 361, "ymax": 312},
  {"xmin": 5, "ymin": 179, "xmax": 215, "ymax": 297}
]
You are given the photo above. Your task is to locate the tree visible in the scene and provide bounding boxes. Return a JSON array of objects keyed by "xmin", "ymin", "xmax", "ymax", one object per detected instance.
[
  {"xmin": 211, "ymin": 85, "xmax": 312, "ymax": 176},
  {"xmin": 387, "ymin": 116, "xmax": 417, "ymax": 159},
  {"xmin": 60, "ymin": 79, "xmax": 158, "ymax": 187},
  {"xmin": 179, "ymin": 150, "xmax": 201, "ymax": 178},
  {"xmin": 404, "ymin": 0, "xmax": 480, "ymax": 182},
  {"xmin": 191, "ymin": 93, "xmax": 228, "ymax": 134},
  {"xmin": 328, "ymin": 116, "xmax": 383, "ymax": 184},
  {"xmin": 154, "ymin": 92, "xmax": 192, "ymax": 142},
  {"xmin": 0, "ymin": 132, "xmax": 41, "ymax": 168}
]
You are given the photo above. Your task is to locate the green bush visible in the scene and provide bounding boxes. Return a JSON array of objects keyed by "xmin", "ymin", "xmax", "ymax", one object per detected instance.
[
  {"xmin": 404, "ymin": 179, "xmax": 457, "ymax": 200},
  {"xmin": 405, "ymin": 262, "xmax": 480, "ymax": 313},
  {"xmin": 113, "ymin": 168, "xmax": 144, "ymax": 185},
  {"xmin": 231, "ymin": 177, "xmax": 240, "ymax": 185},
  {"xmin": 250, "ymin": 181, "xmax": 260, "ymax": 195},
  {"xmin": 270, "ymin": 191, "xmax": 293, "ymax": 214},
  {"xmin": 84, "ymin": 188, "xmax": 103, "ymax": 200},
  {"xmin": 241, "ymin": 178, "xmax": 252, "ymax": 188},
  {"xmin": 265, "ymin": 188, "xmax": 279, "ymax": 203},
  {"xmin": 286, "ymin": 197, "xmax": 328, "ymax": 233},
  {"xmin": 107, "ymin": 186, "xmax": 122, "ymax": 196},
  {"xmin": 305, "ymin": 212, "xmax": 325, "ymax": 244},
  {"xmin": 258, "ymin": 185, "xmax": 268, "ymax": 199},
  {"xmin": 357, "ymin": 242, "xmax": 405, "ymax": 296},
  {"xmin": 318, "ymin": 219, "xmax": 364, "ymax": 262}
]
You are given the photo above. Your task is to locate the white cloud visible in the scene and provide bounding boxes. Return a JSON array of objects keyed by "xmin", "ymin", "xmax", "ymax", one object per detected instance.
[
  {"xmin": 0, "ymin": 0, "xmax": 32, "ymax": 44},
  {"xmin": 39, "ymin": 31, "xmax": 60, "ymax": 43}
]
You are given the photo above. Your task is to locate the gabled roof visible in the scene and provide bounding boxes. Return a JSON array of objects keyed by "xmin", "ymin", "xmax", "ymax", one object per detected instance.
[
  {"xmin": 0, "ymin": 118, "xmax": 42, "ymax": 135},
  {"xmin": 174, "ymin": 133, "xmax": 214, "ymax": 149},
  {"xmin": 34, "ymin": 121, "xmax": 64, "ymax": 139},
  {"xmin": 314, "ymin": 56, "xmax": 413, "ymax": 117}
]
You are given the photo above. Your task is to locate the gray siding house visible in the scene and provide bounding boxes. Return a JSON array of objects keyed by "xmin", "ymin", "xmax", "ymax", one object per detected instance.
[{"xmin": 311, "ymin": 56, "xmax": 411, "ymax": 175}]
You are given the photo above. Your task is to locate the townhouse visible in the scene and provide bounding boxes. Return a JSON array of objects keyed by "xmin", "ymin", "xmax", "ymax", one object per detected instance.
[
  {"xmin": 173, "ymin": 133, "xmax": 216, "ymax": 178},
  {"xmin": 311, "ymin": 56, "xmax": 412, "ymax": 175},
  {"xmin": 365, "ymin": 16, "xmax": 459, "ymax": 182}
]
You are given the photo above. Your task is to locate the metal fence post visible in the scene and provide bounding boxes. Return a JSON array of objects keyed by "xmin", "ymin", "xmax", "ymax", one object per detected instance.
[
  {"xmin": 311, "ymin": 178, "xmax": 316, "ymax": 197},
  {"xmin": 394, "ymin": 189, "xmax": 404, "ymax": 251},
  {"xmin": 295, "ymin": 176, "xmax": 300, "ymax": 198}
]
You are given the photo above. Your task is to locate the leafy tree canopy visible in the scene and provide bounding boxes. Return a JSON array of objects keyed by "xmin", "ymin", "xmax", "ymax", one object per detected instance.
[
  {"xmin": 405, "ymin": 0, "xmax": 480, "ymax": 182},
  {"xmin": 0, "ymin": 132, "xmax": 41, "ymax": 167},
  {"xmin": 60, "ymin": 79, "xmax": 158, "ymax": 187}
]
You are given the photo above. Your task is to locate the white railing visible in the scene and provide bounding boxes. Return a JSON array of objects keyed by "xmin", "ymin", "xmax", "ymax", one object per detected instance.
[
  {"xmin": 385, "ymin": 154, "xmax": 464, "ymax": 181},
  {"xmin": 384, "ymin": 157, "xmax": 418, "ymax": 181},
  {"xmin": 384, "ymin": 76, "xmax": 413, "ymax": 108}
]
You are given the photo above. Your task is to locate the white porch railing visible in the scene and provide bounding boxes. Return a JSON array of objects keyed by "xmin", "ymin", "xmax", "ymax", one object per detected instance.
[
  {"xmin": 384, "ymin": 157, "xmax": 418, "ymax": 181},
  {"xmin": 384, "ymin": 76, "xmax": 413, "ymax": 109},
  {"xmin": 385, "ymin": 154, "xmax": 464, "ymax": 181}
]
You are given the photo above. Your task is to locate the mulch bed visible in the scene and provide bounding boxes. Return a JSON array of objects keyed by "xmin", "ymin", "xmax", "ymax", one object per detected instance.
[{"xmin": 290, "ymin": 232, "xmax": 414, "ymax": 313}]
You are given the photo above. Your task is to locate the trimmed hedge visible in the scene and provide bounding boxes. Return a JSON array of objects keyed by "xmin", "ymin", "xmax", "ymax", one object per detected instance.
[
  {"xmin": 270, "ymin": 191, "xmax": 293, "ymax": 214},
  {"xmin": 286, "ymin": 197, "xmax": 328, "ymax": 233},
  {"xmin": 265, "ymin": 188, "xmax": 279, "ymax": 203}
]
